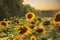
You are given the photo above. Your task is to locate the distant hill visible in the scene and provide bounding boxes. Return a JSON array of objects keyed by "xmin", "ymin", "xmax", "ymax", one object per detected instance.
[{"xmin": 37, "ymin": 10, "xmax": 59, "ymax": 17}]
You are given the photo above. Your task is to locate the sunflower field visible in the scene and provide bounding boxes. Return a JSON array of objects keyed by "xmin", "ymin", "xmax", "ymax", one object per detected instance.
[{"xmin": 0, "ymin": 11, "xmax": 60, "ymax": 40}]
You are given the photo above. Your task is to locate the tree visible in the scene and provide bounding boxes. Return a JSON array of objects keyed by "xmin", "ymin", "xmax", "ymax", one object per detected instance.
[{"xmin": 0, "ymin": 0, "xmax": 23, "ymax": 20}]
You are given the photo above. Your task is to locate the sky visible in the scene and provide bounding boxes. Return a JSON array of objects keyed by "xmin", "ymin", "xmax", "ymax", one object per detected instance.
[{"xmin": 23, "ymin": 0, "xmax": 60, "ymax": 10}]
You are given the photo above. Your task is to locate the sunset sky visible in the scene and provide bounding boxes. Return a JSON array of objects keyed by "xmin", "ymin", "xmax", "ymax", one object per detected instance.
[{"xmin": 23, "ymin": 0, "xmax": 60, "ymax": 10}]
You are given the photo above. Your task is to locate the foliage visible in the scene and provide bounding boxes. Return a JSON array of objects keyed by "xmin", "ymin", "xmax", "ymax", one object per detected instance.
[{"xmin": 0, "ymin": 0, "xmax": 23, "ymax": 19}]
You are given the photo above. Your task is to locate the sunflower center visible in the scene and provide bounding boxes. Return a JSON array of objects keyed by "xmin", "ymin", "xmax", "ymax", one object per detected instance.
[
  {"xmin": 55, "ymin": 14, "xmax": 60, "ymax": 22},
  {"xmin": 19, "ymin": 26, "xmax": 27, "ymax": 34},
  {"xmin": 1, "ymin": 22, "xmax": 6, "ymax": 26},
  {"xmin": 32, "ymin": 38, "xmax": 35, "ymax": 40},
  {"xmin": 36, "ymin": 29, "xmax": 43, "ymax": 33},
  {"xmin": 27, "ymin": 14, "xmax": 33, "ymax": 19}
]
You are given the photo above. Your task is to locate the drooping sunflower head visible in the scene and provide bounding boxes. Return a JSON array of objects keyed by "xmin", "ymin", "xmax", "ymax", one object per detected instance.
[
  {"xmin": 53, "ymin": 12, "xmax": 60, "ymax": 25},
  {"xmin": 35, "ymin": 27, "xmax": 46, "ymax": 34},
  {"xmin": 18, "ymin": 25, "xmax": 30, "ymax": 36},
  {"xmin": 0, "ymin": 21, "xmax": 8, "ymax": 27},
  {"xmin": 26, "ymin": 12, "xmax": 35, "ymax": 22},
  {"xmin": 30, "ymin": 35, "xmax": 36, "ymax": 40}
]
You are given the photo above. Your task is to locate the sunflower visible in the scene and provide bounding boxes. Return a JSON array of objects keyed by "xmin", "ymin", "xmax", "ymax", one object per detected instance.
[
  {"xmin": 26, "ymin": 12, "xmax": 35, "ymax": 22},
  {"xmin": 34, "ymin": 18, "xmax": 42, "ymax": 22},
  {"xmin": 14, "ymin": 20, "xmax": 19, "ymax": 24},
  {"xmin": 17, "ymin": 25, "xmax": 30, "ymax": 37},
  {"xmin": 30, "ymin": 25, "xmax": 37, "ymax": 29},
  {"xmin": 53, "ymin": 12, "xmax": 60, "ymax": 25},
  {"xmin": 37, "ymin": 18, "xmax": 42, "ymax": 22},
  {"xmin": 13, "ymin": 38, "xmax": 22, "ymax": 40},
  {"xmin": 0, "ymin": 21, "xmax": 8, "ymax": 27},
  {"xmin": 0, "ymin": 38, "xmax": 4, "ymax": 40},
  {"xmin": 35, "ymin": 27, "xmax": 46, "ymax": 34},
  {"xmin": 43, "ymin": 21, "xmax": 51, "ymax": 26},
  {"xmin": 30, "ymin": 35, "xmax": 36, "ymax": 40}
]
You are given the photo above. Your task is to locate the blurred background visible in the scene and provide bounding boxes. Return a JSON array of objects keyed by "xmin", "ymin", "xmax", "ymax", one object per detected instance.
[{"xmin": 0, "ymin": 0, "xmax": 60, "ymax": 21}]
